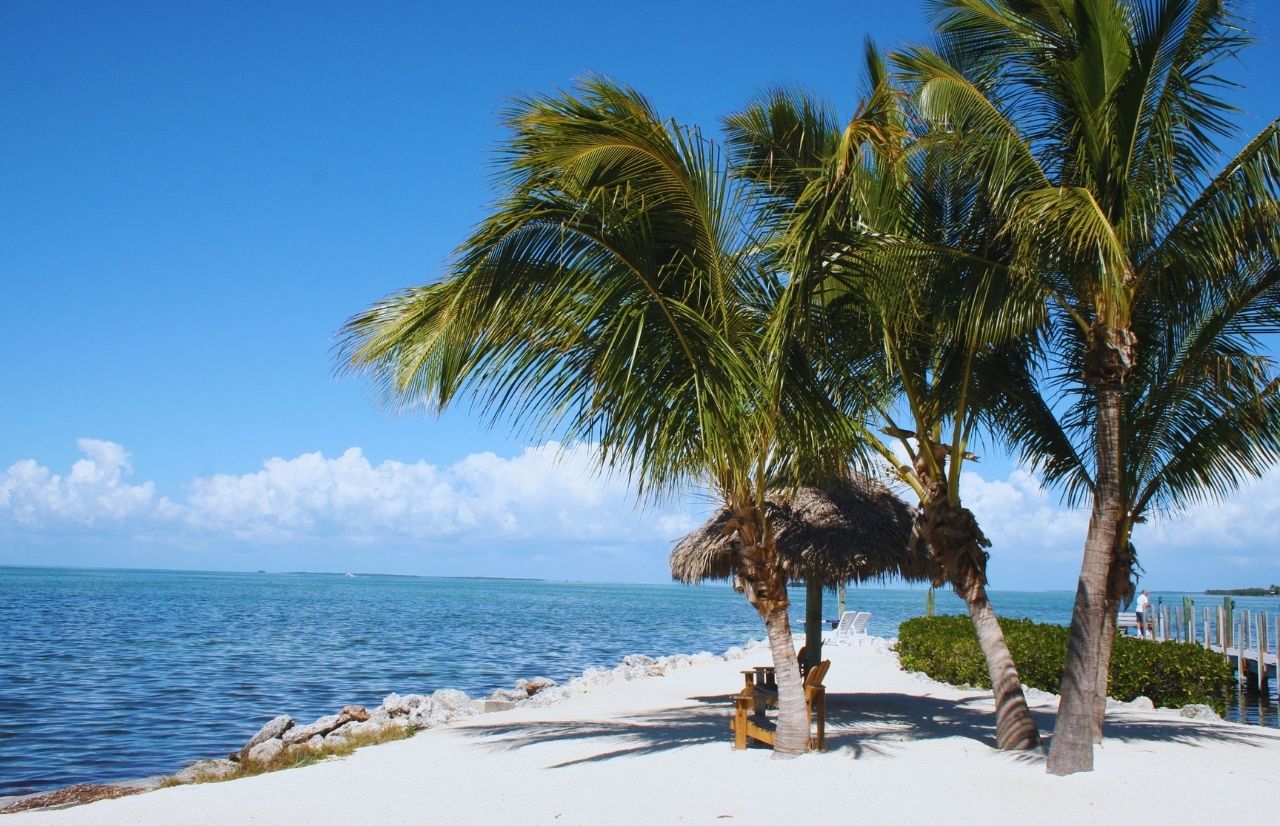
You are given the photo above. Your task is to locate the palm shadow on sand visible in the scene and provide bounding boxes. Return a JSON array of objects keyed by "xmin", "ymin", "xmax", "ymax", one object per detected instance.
[{"xmin": 458, "ymin": 690, "xmax": 1279, "ymax": 768}]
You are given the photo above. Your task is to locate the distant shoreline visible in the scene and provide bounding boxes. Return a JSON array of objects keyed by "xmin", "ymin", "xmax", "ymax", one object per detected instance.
[
  {"xmin": 280, "ymin": 571, "xmax": 547, "ymax": 583},
  {"xmin": 1205, "ymin": 587, "xmax": 1279, "ymax": 597},
  {"xmin": 0, "ymin": 564, "xmax": 548, "ymax": 583}
]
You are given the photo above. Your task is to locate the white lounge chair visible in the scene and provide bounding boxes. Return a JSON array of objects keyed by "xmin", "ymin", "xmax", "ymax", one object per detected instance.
[{"xmin": 829, "ymin": 611, "xmax": 871, "ymax": 645}]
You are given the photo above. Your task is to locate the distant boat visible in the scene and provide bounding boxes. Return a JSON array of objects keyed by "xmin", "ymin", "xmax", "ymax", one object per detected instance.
[{"xmin": 344, "ymin": 572, "xmax": 355, "ymax": 578}]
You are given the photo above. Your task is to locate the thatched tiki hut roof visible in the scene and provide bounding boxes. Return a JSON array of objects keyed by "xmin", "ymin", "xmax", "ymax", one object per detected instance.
[{"xmin": 670, "ymin": 475, "xmax": 931, "ymax": 588}]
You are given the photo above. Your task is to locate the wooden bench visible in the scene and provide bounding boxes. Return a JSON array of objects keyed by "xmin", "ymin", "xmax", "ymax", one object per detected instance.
[
  {"xmin": 731, "ymin": 659, "xmax": 830, "ymax": 751},
  {"xmin": 1117, "ymin": 611, "xmax": 1139, "ymax": 630}
]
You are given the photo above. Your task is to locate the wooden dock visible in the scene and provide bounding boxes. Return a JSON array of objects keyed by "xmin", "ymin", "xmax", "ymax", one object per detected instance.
[{"xmin": 1138, "ymin": 602, "xmax": 1277, "ymax": 696}]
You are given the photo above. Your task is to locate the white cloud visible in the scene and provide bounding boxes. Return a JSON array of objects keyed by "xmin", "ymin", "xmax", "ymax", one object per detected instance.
[
  {"xmin": 961, "ymin": 468, "xmax": 1090, "ymax": 565},
  {"xmin": 0, "ymin": 438, "xmax": 174, "ymax": 529},
  {"xmin": 0, "ymin": 440, "xmax": 693, "ymax": 548},
  {"xmin": 4, "ymin": 440, "xmax": 1277, "ymax": 587},
  {"xmin": 1138, "ymin": 465, "xmax": 1280, "ymax": 550},
  {"xmin": 953, "ymin": 465, "xmax": 1280, "ymax": 588},
  {"xmin": 1130, "ymin": 466, "xmax": 1280, "ymax": 582}
]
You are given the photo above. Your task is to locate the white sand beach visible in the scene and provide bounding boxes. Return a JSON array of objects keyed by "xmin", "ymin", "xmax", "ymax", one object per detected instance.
[{"xmin": 8, "ymin": 638, "xmax": 1278, "ymax": 825}]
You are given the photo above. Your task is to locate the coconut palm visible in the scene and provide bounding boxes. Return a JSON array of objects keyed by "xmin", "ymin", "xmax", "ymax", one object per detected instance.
[
  {"xmin": 338, "ymin": 78, "xmax": 861, "ymax": 757},
  {"xmin": 724, "ymin": 45, "xmax": 1045, "ymax": 750},
  {"xmin": 899, "ymin": 0, "xmax": 1280, "ymax": 773},
  {"xmin": 996, "ymin": 232, "xmax": 1280, "ymax": 737}
]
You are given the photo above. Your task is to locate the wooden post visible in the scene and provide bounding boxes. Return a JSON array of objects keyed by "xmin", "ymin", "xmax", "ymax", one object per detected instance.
[
  {"xmin": 733, "ymin": 687, "xmax": 750, "ymax": 749},
  {"xmin": 805, "ymin": 579, "xmax": 823, "ymax": 673},
  {"xmin": 1255, "ymin": 613, "xmax": 1267, "ymax": 695},
  {"xmin": 1174, "ymin": 606, "xmax": 1183, "ymax": 643},
  {"xmin": 1237, "ymin": 611, "xmax": 1247, "ymax": 686},
  {"xmin": 1161, "ymin": 604, "xmax": 1170, "ymax": 642}
]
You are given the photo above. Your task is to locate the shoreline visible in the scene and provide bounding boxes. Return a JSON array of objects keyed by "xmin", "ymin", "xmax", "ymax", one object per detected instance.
[
  {"xmin": 6, "ymin": 636, "xmax": 1280, "ymax": 823},
  {"xmin": 0, "ymin": 639, "xmax": 769, "ymax": 815}
]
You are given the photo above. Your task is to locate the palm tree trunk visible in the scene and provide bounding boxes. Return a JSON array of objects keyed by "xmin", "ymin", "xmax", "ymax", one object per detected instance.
[
  {"xmin": 957, "ymin": 573, "xmax": 1042, "ymax": 749},
  {"xmin": 732, "ymin": 505, "xmax": 809, "ymax": 757},
  {"xmin": 1091, "ymin": 540, "xmax": 1134, "ymax": 739},
  {"xmin": 763, "ymin": 607, "xmax": 809, "ymax": 757},
  {"xmin": 1091, "ymin": 600, "xmax": 1118, "ymax": 740},
  {"xmin": 919, "ymin": 495, "xmax": 1040, "ymax": 749},
  {"xmin": 1048, "ymin": 378, "xmax": 1125, "ymax": 775}
]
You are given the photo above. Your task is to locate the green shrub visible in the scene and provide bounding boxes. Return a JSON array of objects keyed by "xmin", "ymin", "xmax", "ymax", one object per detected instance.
[{"xmin": 896, "ymin": 615, "xmax": 1233, "ymax": 713}]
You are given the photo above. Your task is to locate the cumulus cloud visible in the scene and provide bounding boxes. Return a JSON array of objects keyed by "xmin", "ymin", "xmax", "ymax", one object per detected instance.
[
  {"xmin": 1138, "ymin": 465, "xmax": 1280, "ymax": 549},
  {"xmin": 0, "ymin": 440, "xmax": 693, "ymax": 547},
  {"xmin": 1133, "ymin": 466, "xmax": 1280, "ymax": 578},
  {"xmin": 0, "ymin": 439, "xmax": 175, "ymax": 529},
  {"xmin": 950, "ymin": 465, "xmax": 1280, "ymax": 587},
  {"xmin": 961, "ymin": 468, "xmax": 1091, "ymax": 564},
  {"xmin": 4, "ymin": 440, "xmax": 1277, "ymax": 586}
]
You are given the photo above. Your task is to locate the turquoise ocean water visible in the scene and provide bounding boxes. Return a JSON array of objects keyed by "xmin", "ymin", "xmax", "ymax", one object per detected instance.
[{"xmin": 0, "ymin": 566, "xmax": 1275, "ymax": 797}]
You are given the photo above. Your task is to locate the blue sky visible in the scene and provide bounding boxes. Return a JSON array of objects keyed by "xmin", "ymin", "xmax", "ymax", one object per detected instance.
[{"xmin": 2, "ymin": 1, "xmax": 1278, "ymax": 589}]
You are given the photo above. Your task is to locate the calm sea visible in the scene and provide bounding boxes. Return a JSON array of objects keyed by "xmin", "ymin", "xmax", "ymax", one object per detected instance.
[{"xmin": 0, "ymin": 566, "xmax": 1275, "ymax": 797}]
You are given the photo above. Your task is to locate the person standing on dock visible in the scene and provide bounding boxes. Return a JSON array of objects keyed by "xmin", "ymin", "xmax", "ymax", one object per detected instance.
[{"xmin": 1135, "ymin": 590, "xmax": 1152, "ymax": 639}]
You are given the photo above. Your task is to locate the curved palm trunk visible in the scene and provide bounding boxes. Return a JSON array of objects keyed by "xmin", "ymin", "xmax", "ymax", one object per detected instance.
[
  {"xmin": 920, "ymin": 497, "xmax": 1041, "ymax": 750},
  {"xmin": 733, "ymin": 507, "xmax": 810, "ymax": 757},
  {"xmin": 1091, "ymin": 602, "xmax": 1119, "ymax": 740},
  {"xmin": 1091, "ymin": 542, "xmax": 1134, "ymax": 739},
  {"xmin": 960, "ymin": 575, "xmax": 1042, "ymax": 749},
  {"xmin": 1048, "ymin": 324, "xmax": 1132, "ymax": 776}
]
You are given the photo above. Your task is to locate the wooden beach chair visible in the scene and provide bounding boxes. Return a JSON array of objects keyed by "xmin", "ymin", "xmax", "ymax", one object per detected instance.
[
  {"xmin": 830, "ymin": 610, "xmax": 871, "ymax": 645},
  {"xmin": 731, "ymin": 659, "xmax": 830, "ymax": 751}
]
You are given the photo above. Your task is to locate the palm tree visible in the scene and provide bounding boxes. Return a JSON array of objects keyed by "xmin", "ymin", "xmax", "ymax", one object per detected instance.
[
  {"xmin": 338, "ymin": 78, "xmax": 860, "ymax": 757},
  {"xmin": 724, "ymin": 45, "xmax": 1044, "ymax": 750},
  {"xmin": 900, "ymin": 0, "xmax": 1280, "ymax": 773},
  {"xmin": 997, "ymin": 227, "xmax": 1280, "ymax": 737}
]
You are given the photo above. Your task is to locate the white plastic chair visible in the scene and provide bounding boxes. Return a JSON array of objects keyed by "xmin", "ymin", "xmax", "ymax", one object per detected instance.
[{"xmin": 830, "ymin": 611, "xmax": 871, "ymax": 645}]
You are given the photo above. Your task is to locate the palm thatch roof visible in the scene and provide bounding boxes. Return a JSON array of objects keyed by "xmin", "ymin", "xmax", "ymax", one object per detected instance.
[{"xmin": 670, "ymin": 475, "xmax": 931, "ymax": 586}]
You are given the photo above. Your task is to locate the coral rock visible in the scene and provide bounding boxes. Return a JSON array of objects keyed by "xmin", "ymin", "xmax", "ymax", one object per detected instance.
[
  {"xmin": 239, "ymin": 715, "xmax": 294, "ymax": 761},
  {"xmin": 283, "ymin": 714, "xmax": 343, "ymax": 745},
  {"xmin": 173, "ymin": 759, "xmax": 238, "ymax": 784},
  {"xmin": 246, "ymin": 738, "xmax": 284, "ymax": 764},
  {"xmin": 515, "ymin": 677, "xmax": 556, "ymax": 696},
  {"xmin": 382, "ymin": 693, "xmax": 428, "ymax": 716},
  {"xmin": 430, "ymin": 689, "xmax": 471, "ymax": 712},
  {"xmin": 1179, "ymin": 704, "xmax": 1222, "ymax": 721}
]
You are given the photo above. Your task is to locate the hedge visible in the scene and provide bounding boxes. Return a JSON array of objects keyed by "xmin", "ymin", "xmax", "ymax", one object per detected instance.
[{"xmin": 896, "ymin": 615, "xmax": 1234, "ymax": 713}]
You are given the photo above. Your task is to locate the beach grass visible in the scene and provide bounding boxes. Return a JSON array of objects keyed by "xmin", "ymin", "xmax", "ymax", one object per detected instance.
[{"xmin": 160, "ymin": 725, "xmax": 416, "ymax": 788}]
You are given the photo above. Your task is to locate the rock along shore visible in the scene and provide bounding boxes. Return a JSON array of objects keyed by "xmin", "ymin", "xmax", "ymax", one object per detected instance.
[{"xmin": 1, "ymin": 639, "xmax": 770, "ymax": 813}]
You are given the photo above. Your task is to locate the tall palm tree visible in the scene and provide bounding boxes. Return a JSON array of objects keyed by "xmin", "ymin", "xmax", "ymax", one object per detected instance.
[
  {"xmin": 725, "ymin": 45, "xmax": 1045, "ymax": 750},
  {"xmin": 997, "ymin": 227, "xmax": 1280, "ymax": 737},
  {"xmin": 338, "ymin": 78, "xmax": 859, "ymax": 757},
  {"xmin": 899, "ymin": 0, "xmax": 1280, "ymax": 773}
]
